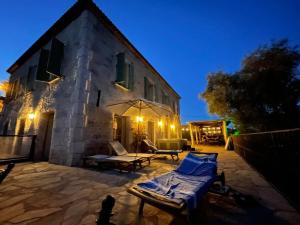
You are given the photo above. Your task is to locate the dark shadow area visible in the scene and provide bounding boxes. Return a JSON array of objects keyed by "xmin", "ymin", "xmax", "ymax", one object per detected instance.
[{"xmin": 233, "ymin": 129, "xmax": 300, "ymax": 212}]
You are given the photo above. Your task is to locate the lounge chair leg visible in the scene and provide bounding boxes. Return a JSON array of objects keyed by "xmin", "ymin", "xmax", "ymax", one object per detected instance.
[
  {"xmin": 133, "ymin": 162, "xmax": 136, "ymax": 171},
  {"xmin": 171, "ymin": 155, "xmax": 174, "ymax": 161},
  {"xmin": 138, "ymin": 200, "xmax": 145, "ymax": 216},
  {"xmin": 220, "ymin": 171, "xmax": 225, "ymax": 186}
]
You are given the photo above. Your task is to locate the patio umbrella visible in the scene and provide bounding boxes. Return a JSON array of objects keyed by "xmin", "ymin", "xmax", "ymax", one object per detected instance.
[
  {"xmin": 106, "ymin": 98, "xmax": 172, "ymax": 118},
  {"xmin": 106, "ymin": 98, "xmax": 173, "ymax": 153}
]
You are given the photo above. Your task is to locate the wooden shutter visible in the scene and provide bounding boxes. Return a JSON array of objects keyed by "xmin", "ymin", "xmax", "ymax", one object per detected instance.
[
  {"xmin": 20, "ymin": 76, "xmax": 26, "ymax": 94},
  {"xmin": 26, "ymin": 66, "xmax": 36, "ymax": 91},
  {"xmin": 96, "ymin": 90, "xmax": 101, "ymax": 107},
  {"xmin": 13, "ymin": 79, "xmax": 20, "ymax": 99},
  {"xmin": 154, "ymin": 85, "xmax": 159, "ymax": 102},
  {"xmin": 128, "ymin": 63, "xmax": 134, "ymax": 90},
  {"xmin": 144, "ymin": 77, "xmax": 149, "ymax": 99},
  {"xmin": 36, "ymin": 49, "xmax": 50, "ymax": 81},
  {"xmin": 47, "ymin": 38, "xmax": 64, "ymax": 77},
  {"xmin": 116, "ymin": 53, "xmax": 125, "ymax": 83}
]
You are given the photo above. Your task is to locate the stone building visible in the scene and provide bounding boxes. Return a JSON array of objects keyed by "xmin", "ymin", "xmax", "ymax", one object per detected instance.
[{"xmin": 0, "ymin": 0, "xmax": 181, "ymax": 166}]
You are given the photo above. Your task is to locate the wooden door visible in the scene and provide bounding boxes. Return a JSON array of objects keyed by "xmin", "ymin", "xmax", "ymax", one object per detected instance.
[
  {"xmin": 36, "ymin": 112, "xmax": 54, "ymax": 161},
  {"xmin": 147, "ymin": 121, "xmax": 155, "ymax": 143}
]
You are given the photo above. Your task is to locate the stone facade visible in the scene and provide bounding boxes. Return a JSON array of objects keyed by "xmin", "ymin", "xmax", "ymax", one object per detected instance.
[{"xmin": 1, "ymin": 2, "xmax": 180, "ymax": 166}]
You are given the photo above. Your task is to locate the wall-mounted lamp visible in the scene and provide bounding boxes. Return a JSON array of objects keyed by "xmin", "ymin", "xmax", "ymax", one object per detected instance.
[
  {"xmin": 136, "ymin": 116, "xmax": 144, "ymax": 123},
  {"xmin": 28, "ymin": 112, "xmax": 35, "ymax": 120},
  {"xmin": 158, "ymin": 120, "xmax": 163, "ymax": 127},
  {"xmin": 170, "ymin": 124, "xmax": 175, "ymax": 130}
]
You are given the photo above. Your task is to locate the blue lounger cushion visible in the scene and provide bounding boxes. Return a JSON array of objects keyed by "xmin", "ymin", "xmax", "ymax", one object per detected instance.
[
  {"xmin": 137, "ymin": 153, "xmax": 217, "ymax": 209},
  {"xmin": 175, "ymin": 153, "xmax": 217, "ymax": 176}
]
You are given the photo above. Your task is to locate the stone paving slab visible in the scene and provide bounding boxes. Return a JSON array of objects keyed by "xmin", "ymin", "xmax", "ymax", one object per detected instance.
[{"xmin": 1, "ymin": 146, "xmax": 300, "ymax": 225}]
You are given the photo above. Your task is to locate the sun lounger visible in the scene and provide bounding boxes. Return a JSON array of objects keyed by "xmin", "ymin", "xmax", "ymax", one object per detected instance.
[
  {"xmin": 142, "ymin": 139, "xmax": 182, "ymax": 161},
  {"xmin": 0, "ymin": 163, "xmax": 15, "ymax": 184},
  {"xmin": 83, "ymin": 154, "xmax": 143, "ymax": 172},
  {"xmin": 109, "ymin": 141, "xmax": 155, "ymax": 165},
  {"xmin": 127, "ymin": 152, "xmax": 227, "ymax": 223}
]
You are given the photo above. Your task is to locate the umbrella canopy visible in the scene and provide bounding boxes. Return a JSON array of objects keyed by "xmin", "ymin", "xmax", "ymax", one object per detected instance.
[{"xmin": 106, "ymin": 98, "xmax": 173, "ymax": 118}]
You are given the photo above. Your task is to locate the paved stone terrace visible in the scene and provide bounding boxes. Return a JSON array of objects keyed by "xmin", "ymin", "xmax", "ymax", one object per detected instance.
[{"xmin": 1, "ymin": 146, "xmax": 300, "ymax": 225}]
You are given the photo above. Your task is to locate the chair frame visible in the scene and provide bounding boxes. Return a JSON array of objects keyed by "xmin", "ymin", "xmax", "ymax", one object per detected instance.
[{"xmin": 127, "ymin": 152, "xmax": 227, "ymax": 223}]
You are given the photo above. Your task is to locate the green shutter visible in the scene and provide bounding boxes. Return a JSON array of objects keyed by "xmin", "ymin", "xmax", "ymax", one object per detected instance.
[
  {"xmin": 128, "ymin": 63, "xmax": 134, "ymax": 90},
  {"xmin": 26, "ymin": 66, "xmax": 36, "ymax": 91},
  {"xmin": 36, "ymin": 49, "xmax": 50, "ymax": 81},
  {"xmin": 20, "ymin": 76, "xmax": 26, "ymax": 94},
  {"xmin": 144, "ymin": 77, "xmax": 148, "ymax": 99},
  {"xmin": 47, "ymin": 38, "xmax": 64, "ymax": 77},
  {"xmin": 154, "ymin": 85, "xmax": 159, "ymax": 102},
  {"xmin": 116, "ymin": 53, "xmax": 125, "ymax": 83}
]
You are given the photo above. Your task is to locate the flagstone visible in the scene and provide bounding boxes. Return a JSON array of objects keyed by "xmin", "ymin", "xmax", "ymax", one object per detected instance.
[
  {"xmin": 62, "ymin": 200, "xmax": 89, "ymax": 225},
  {"xmin": 49, "ymin": 188, "xmax": 92, "ymax": 207},
  {"xmin": 79, "ymin": 214, "xmax": 97, "ymax": 225},
  {"xmin": 0, "ymin": 193, "xmax": 33, "ymax": 209},
  {"xmin": 0, "ymin": 203, "xmax": 25, "ymax": 223},
  {"xmin": 16, "ymin": 177, "xmax": 61, "ymax": 188},
  {"xmin": 10, "ymin": 208, "xmax": 62, "ymax": 223}
]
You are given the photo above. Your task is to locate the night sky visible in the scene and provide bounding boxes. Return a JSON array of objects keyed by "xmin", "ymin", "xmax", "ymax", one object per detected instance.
[{"xmin": 1, "ymin": 0, "xmax": 299, "ymax": 123}]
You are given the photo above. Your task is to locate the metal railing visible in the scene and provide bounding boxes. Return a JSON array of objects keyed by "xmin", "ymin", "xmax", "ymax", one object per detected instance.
[
  {"xmin": 232, "ymin": 128, "xmax": 300, "ymax": 210},
  {"xmin": 0, "ymin": 135, "xmax": 36, "ymax": 164}
]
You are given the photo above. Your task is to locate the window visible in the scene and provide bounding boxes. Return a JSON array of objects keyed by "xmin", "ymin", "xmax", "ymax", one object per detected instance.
[
  {"xmin": 162, "ymin": 91, "xmax": 170, "ymax": 105},
  {"xmin": 26, "ymin": 66, "xmax": 36, "ymax": 91},
  {"xmin": 10, "ymin": 79, "xmax": 20, "ymax": 99},
  {"xmin": 115, "ymin": 53, "xmax": 134, "ymax": 90},
  {"xmin": 36, "ymin": 38, "xmax": 64, "ymax": 82},
  {"xmin": 36, "ymin": 49, "xmax": 50, "ymax": 82},
  {"xmin": 154, "ymin": 85, "xmax": 159, "ymax": 102},
  {"xmin": 144, "ymin": 77, "xmax": 154, "ymax": 101},
  {"xmin": 47, "ymin": 38, "xmax": 64, "ymax": 77}
]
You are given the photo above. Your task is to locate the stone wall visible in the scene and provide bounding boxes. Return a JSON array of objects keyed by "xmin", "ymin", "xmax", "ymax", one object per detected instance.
[
  {"xmin": 78, "ymin": 10, "xmax": 181, "ymax": 157},
  {"xmin": 1, "ymin": 11, "xmax": 88, "ymax": 165},
  {"xmin": 1, "ymin": 9, "xmax": 181, "ymax": 166}
]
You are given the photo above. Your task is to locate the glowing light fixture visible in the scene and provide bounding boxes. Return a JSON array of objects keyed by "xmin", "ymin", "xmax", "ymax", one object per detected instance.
[
  {"xmin": 158, "ymin": 120, "xmax": 163, "ymax": 127},
  {"xmin": 136, "ymin": 116, "xmax": 144, "ymax": 123},
  {"xmin": 28, "ymin": 112, "xmax": 35, "ymax": 120},
  {"xmin": 170, "ymin": 124, "xmax": 175, "ymax": 130}
]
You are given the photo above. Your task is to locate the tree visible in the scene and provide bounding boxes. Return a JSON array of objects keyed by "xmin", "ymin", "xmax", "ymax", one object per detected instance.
[
  {"xmin": 0, "ymin": 80, "xmax": 9, "ymax": 95},
  {"xmin": 201, "ymin": 40, "xmax": 300, "ymax": 133}
]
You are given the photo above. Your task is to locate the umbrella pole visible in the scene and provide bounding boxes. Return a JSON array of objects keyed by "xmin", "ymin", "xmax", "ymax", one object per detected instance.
[{"xmin": 137, "ymin": 101, "xmax": 142, "ymax": 157}]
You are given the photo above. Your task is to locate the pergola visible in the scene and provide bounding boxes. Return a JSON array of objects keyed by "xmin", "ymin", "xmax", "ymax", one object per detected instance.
[{"xmin": 188, "ymin": 120, "xmax": 227, "ymax": 147}]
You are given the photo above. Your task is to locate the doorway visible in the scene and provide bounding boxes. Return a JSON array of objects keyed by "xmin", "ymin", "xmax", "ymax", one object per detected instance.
[
  {"xmin": 147, "ymin": 121, "xmax": 155, "ymax": 143},
  {"xmin": 36, "ymin": 112, "xmax": 54, "ymax": 161},
  {"xmin": 18, "ymin": 119, "xmax": 26, "ymax": 135},
  {"xmin": 113, "ymin": 116, "xmax": 131, "ymax": 150}
]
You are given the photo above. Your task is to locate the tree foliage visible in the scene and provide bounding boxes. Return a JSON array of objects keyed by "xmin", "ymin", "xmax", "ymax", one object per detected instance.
[{"xmin": 201, "ymin": 40, "xmax": 300, "ymax": 132}]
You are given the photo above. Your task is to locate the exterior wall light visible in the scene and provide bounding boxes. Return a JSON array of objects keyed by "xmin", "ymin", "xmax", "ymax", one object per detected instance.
[
  {"xmin": 158, "ymin": 120, "xmax": 163, "ymax": 127},
  {"xmin": 28, "ymin": 112, "xmax": 35, "ymax": 120},
  {"xmin": 170, "ymin": 124, "xmax": 175, "ymax": 130},
  {"xmin": 136, "ymin": 116, "xmax": 144, "ymax": 123}
]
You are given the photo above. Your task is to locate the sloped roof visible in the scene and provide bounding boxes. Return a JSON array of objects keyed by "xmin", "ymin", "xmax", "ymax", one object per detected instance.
[{"xmin": 7, "ymin": 0, "xmax": 180, "ymax": 98}]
